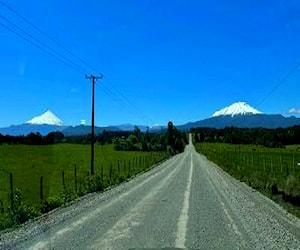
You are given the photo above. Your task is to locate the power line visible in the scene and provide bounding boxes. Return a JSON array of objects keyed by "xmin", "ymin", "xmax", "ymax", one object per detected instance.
[
  {"xmin": 95, "ymin": 81, "xmax": 128, "ymax": 108},
  {"xmin": 257, "ymin": 61, "xmax": 300, "ymax": 106},
  {"xmin": 0, "ymin": 0, "xmax": 98, "ymax": 73},
  {"xmin": 0, "ymin": 14, "xmax": 87, "ymax": 74},
  {"xmin": 0, "ymin": 1, "xmax": 154, "ymax": 124},
  {"xmin": 102, "ymin": 77, "xmax": 156, "ymax": 123},
  {"xmin": 96, "ymin": 81, "xmax": 155, "ymax": 124},
  {"xmin": 0, "ymin": 21, "xmax": 85, "ymax": 74}
]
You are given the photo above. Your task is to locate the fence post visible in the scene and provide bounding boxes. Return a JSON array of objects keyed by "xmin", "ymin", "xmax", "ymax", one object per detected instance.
[
  {"xmin": 280, "ymin": 156, "xmax": 283, "ymax": 173},
  {"xmin": 10, "ymin": 173, "xmax": 13, "ymax": 211},
  {"xmin": 40, "ymin": 176, "xmax": 43, "ymax": 203},
  {"xmin": 293, "ymin": 155, "xmax": 295, "ymax": 175},
  {"xmin": 128, "ymin": 160, "xmax": 131, "ymax": 175},
  {"xmin": 110, "ymin": 163, "xmax": 113, "ymax": 181},
  {"xmin": 271, "ymin": 158, "xmax": 273, "ymax": 173},
  {"xmin": 74, "ymin": 165, "xmax": 77, "ymax": 192},
  {"xmin": 62, "ymin": 171, "xmax": 65, "ymax": 188},
  {"xmin": 0, "ymin": 200, "xmax": 3, "ymax": 214}
]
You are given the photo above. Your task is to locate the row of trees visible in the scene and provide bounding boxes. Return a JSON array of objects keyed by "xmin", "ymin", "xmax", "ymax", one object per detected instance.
[
  {"xmin": 192, "ymin": 126, "xmax": 300, "ymax": 147},
  {"xmin": 114, "ymin": 122, "xmax": 188, "ymax": 154},
  {"xmin": 0, "ymin": 122, "xmax": 188, "ymax": 154},
  {"xmin": 0, "ymin": 132, "xmax": 64, "ymax": 145}
]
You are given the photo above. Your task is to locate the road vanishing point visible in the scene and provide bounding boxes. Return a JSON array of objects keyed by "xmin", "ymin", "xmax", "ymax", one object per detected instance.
[{"xmin": 1, "ymin": 135, "xmax": 299, "ymax": 249}]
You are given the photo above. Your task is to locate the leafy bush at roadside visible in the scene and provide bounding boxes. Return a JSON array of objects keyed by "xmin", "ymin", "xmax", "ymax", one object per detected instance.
[{"xmin": 9, "ymin": 188, "xmax": 40, "ymax": 224}]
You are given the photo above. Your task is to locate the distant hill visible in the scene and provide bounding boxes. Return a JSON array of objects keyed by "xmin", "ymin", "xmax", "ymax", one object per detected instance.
[
  {"xmin": 0, "ymin": 124, "xmax": 67, "ymax": 136},
  {"xmin": 2, "ymin": 103, "xmax": 300, "ymax": 136},
  {"xmin": 116, "ymin": 124, "xmax": 149, "ymax": 132},
  {"xmin": 178, "ymin": 114, "xmax": 300, "ymax": 131},
  {"xmin": 178, "ymin": 102, "xmax": 300, "ymax": 130},
  {"xmin": 62, "ymin": 125, "xmax": 121, "ymax": 136}
]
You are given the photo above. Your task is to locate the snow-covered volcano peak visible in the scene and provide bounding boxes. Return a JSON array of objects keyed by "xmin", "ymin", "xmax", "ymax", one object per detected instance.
[
  {"xmin": 25, "ymin": 110, "xmax": 64, "ymax": 126},
  {"xmin": 212, "ymin": 102, "xmax": 262, "ymax": 117}
]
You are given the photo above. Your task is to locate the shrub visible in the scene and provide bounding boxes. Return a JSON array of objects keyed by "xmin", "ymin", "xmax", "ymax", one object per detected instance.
[
  {"xmin": 41, "ymin": 196, "xmax": 63, "ymax": 213},
  {"xmin": 63, "ymin": 186, "xmax": 77, "ymax": 204},
  {"xmin": 9, "ymin": 188, "xmax": 39, "ymax": 224}
]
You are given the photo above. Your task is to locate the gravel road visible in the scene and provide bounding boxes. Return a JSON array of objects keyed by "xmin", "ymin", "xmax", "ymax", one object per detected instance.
[{"xmin": 1, "ymin": 136, "xmax": 299, "ymax": 249}]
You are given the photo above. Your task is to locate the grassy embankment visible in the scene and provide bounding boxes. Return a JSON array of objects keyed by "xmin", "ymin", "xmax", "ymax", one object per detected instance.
[
  {"xmin": 195, "ymin": 142, "xmax": 300, "ymax": 218},
  {"xmin": 0, "ymin": 143, "xmax": 169, "ymax": 229}
]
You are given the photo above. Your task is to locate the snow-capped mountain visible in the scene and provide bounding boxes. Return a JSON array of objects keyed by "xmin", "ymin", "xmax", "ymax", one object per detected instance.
[
  {"xmin": 26, "ymin": 110, "xmax": 64, "ymax": 126},
  {"xmin": 178, "ymin": 102, "xmax": 300, "ymax": 130},
  {"xmin": 212, "ymin": 102, "xmax": 262, "ymax": 117}
]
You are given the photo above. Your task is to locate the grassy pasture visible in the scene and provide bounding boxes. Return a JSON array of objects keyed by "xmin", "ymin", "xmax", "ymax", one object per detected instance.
[
  {"xmin": 195, "ymin": 142, "xmax": 300, "ymax": 217},
  {"xmin": 0, "ymin": 143, "xmax": 168, "ymax": 215}
]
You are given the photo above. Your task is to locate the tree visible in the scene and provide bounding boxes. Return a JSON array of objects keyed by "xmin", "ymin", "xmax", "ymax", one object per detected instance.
[{"xmin": 45, "ymin": 132, "xmax": 64, "ymax": 144}]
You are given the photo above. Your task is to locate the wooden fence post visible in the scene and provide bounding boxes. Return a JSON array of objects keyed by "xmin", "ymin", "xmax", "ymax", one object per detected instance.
[
  {"xmin": 74, "ymin": 166, "xmax": 77, "ymax": 192},
  {"xmin": 62, "ymin": 171, "xmax": 65, "ymax": 188},
  {"xmin": 293, "ymin": 155, "xmax": 295, "ymax": 175},
  {"xmin": 271, "ymin": 158, "xmax": 273, "ymax": 173},
  {"xmin": 10, "ymin": 173, "xmax": 13, "ymax": 211},
  {"xmin": 128, "ymin": 160, "xmax": 131, "ymax": 175},
  {"xmin": 110, "ymin": 163, "xmax": 113, "ymax": 181},
  {"xmin": 40, "ymin": 176, "xmax": 43, "ymax": 203}
]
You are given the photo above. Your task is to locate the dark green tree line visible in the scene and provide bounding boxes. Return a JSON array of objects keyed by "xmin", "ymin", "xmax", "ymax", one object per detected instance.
[{"xmin": 192, "ymin": 125, "xmax": 300, "ymax": 147}]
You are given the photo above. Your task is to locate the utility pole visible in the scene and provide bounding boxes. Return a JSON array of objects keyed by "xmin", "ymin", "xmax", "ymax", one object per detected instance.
[{"xmin": 85, "ymin": 74, "xmax": 103, "ymax": 175}]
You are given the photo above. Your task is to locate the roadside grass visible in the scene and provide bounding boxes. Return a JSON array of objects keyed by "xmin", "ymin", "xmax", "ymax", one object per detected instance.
[
  {"xmin": 195, "ymin": 142, "xmax": 300, "ymax": 218},
  {"xmin": 0, "ymin": 143, "xmax": 169, "ymax": 230}
]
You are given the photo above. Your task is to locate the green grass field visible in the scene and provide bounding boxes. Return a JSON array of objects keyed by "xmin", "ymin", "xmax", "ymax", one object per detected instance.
[
  {"xmin": 0, "ymin": 143, "xmax": 168, "ymax": 226},
  {"xmin": 195, "ymin": 142, "xmax": 300, "ymax": 217}
]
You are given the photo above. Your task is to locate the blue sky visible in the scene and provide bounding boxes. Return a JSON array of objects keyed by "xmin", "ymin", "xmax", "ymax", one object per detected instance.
[{"xmin": 1, "ymin": 0, "xmax": 300, "ymax": 127}]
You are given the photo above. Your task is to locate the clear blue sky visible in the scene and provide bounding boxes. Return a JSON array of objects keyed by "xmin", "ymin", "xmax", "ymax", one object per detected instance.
[{"xmin": 1, "ymin": 0, "xmax": 300, "ymax": 127}]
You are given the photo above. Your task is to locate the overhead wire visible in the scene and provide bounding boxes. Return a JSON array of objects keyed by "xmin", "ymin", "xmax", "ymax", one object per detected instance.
[
  {"xmin": 257, "ymin": 62, "xmax": 300, "ymax": 107},
  {"xmin": 0, "ymin": 0, "xmax": 98, "ymax": 73},
  {"xmin": 95, "ymin": 81, "xmax": 128, "ymax": 107},
  {"xmin": 0, "ymin": 0, "xmax": 155, "ymax": 124},
  {"xmin": 95, "ymin": 80, "xmax": 156, "ymax": 124},
  {"xmin": 0, "ymin": 13, "xmax": 87, "ymax": 74},
  {"xmin": 102, "ymin": 77, "xmax": 156, "ymax": 124},
  {"xmin": 0, "ymin": 21, "xmax": 85, "ymax": 74}
]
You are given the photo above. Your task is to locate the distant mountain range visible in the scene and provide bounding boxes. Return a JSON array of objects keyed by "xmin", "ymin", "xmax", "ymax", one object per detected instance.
[
  {"xmin": 1, "ymin": 102, "xmax": 300, "ymax": 136},
  {"xmin": 178, "ymin": 102, "xmax": 300, "ymax": 130},
  {"xmin": 178, "ymin": 114, "xmax": 300, "ymax": 131}
]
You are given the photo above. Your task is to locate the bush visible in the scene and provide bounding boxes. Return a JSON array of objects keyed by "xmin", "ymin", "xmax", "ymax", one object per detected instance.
[
  {"xmin": 41, "ymin": 196, "xmax": 63, "ymax": 213},
  {"xmin": 9, "ymin": 188, "xmax": 39, "ymax": 224},
  {"xmin": 271, "ymin": 184, "xmax": 279, "ymax": 195},
  {"xmin": 63, "ymin": 186, "xmax": 77, "ymax": 204},
  {"xmin": 87, "ymin": 174, "xmax": 104, "ymax": 193}
]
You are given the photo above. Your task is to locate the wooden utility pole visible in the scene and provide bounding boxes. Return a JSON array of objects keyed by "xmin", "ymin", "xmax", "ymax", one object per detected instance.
[{"xmin": 85, "ymin": 74, "xmax": 103, "ymax": 175}]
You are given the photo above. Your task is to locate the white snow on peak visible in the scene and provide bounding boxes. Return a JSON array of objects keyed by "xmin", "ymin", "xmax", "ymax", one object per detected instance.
[
  {"xmin": 212, "ymin": 102, "xmax": 262, "ymax": 117},
  {"xmin": 25, "ymin": 110, "xmax": 64, "ymax": 126}
]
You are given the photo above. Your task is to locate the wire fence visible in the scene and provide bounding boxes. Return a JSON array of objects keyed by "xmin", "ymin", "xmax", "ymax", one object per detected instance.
[{"xmin": 0, "ymin": 152, "xmax": 169, "ymax": 219}]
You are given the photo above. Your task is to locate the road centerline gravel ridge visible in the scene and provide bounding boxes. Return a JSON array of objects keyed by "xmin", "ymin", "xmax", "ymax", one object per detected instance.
[{"xmin": 0, "ymin": 135, "xmax": 299, "ymax": 249}]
